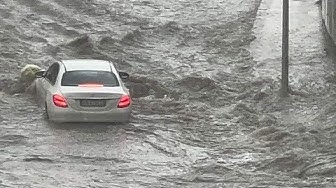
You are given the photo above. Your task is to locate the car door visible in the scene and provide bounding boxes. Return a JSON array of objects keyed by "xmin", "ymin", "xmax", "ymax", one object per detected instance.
[{"xmin": 40, "ymin": 63, "xmax": 60, "ymax": 104}]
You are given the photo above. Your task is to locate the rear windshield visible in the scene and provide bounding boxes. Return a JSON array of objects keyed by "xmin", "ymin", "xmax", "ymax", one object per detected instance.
[{"xmin": 61, "ymin": 70, "xmax": 119, "ymax": 87}]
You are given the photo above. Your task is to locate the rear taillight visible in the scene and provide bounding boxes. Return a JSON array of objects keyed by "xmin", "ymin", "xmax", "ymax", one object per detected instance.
[
  {"xmin": 53, "ymin": 94, "xmax": 68, "ymax": 108},
  {"xmin": 117, "ymin": 95, "xmax": 131, "ymax": 108}
]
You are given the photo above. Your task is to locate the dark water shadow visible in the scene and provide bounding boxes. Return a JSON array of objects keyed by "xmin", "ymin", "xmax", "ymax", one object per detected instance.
[{"xmin": 46, "ymin": 121, "xmax": 132, "ymax": 133}]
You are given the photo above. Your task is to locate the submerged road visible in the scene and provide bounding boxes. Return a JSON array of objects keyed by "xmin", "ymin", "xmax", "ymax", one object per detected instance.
[{"xmin": 0, "ymin": 0, "xmax": 336, "ymax": 187}]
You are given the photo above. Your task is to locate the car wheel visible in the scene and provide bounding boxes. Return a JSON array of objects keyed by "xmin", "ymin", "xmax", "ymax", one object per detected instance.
[
  {"xmin": 35, "ymin": 87, "xmax": 41, "ymax": 107},
  {"xmin": 44, "ymin": 103, "xmax": 49, "ymax": 120},
  {"xmin": 120, "ymin": 114, "xmax": 131, "ymax": 125}
]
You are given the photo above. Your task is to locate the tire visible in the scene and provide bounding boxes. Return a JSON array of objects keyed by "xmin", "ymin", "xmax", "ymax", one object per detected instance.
[
  {"xmin": 34, "ymin": 85, "xmax": 40, "ymax": 106},
  {"xmin": 44, "ymin": 103, "xmax": 49, "ymax": 120},
  {"xmin": 120, "ymin": 114, "xmax": 131, "ymax": 124}
]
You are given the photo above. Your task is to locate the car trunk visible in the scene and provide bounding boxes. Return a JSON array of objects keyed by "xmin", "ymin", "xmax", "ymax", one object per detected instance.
[{"xmin": 60, "ymin": 86, "xmax": 124, "ymax": 111}]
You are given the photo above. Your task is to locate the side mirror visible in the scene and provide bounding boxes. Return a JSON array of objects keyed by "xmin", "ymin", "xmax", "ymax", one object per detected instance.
[
  {"xmin": 35, "ymin": 70, "xmax": 45, "ymax": 78},
  {"xmin": 119, "ymin": 72, "xmax": 129, "ymax": 81}
]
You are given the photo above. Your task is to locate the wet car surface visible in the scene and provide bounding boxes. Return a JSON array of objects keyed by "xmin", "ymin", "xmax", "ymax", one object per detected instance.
[{"xmin": 1, "ymin": 0, "xmax": 336, "ymax": 187}]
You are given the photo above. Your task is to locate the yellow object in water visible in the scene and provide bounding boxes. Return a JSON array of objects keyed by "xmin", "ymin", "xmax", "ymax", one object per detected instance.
[{"xmin": 20, "ymin": 64, "xmax": 42, "ymax": 86}]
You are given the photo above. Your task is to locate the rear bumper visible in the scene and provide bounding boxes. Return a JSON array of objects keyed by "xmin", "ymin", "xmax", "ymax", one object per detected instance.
[{"xmin": 48, "ymin": 106, "xmax": 131, "ymax": 123}]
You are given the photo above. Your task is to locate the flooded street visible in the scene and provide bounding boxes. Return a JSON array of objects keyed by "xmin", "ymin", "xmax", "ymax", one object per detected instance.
[{"xmin": 1, "ymin": 0, "xmax": 336, "ymax": 187}]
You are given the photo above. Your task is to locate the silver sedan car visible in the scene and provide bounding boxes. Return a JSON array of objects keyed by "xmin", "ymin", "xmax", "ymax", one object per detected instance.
[{"xmin": 34, "ymin": 59, "xmax": 132, "ymax": 123}]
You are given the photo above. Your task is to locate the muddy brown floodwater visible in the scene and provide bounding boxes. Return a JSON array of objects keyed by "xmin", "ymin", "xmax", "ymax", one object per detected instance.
[{"xmin": 1, "ymin": 0, "xmax": 336, "ymax": 187}]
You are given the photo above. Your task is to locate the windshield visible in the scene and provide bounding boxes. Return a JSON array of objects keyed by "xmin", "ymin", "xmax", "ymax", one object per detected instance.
[{"xmin": 61, "ymin": 70, "xmax": 119, "ymax": 87}]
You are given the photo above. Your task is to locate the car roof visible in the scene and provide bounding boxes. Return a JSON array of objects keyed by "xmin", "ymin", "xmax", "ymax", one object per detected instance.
[{"xmin": 61, "ymin": 59, "xmax": 113, "ymax": 72}]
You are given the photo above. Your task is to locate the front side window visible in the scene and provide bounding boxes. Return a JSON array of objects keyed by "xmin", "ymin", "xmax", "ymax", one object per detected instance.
[
  {"xmin": 61, "ymin": 70, "xmax": 120, "ymax": 87},
  {"xmin": 45, "ymin": 63, "xmax": 59, "ymax": 85}
]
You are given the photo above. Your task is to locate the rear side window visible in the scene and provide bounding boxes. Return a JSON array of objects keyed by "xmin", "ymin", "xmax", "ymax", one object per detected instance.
[{"xmin": 61, "ymin": 71, "xmax": 119, "ymax": 87}]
